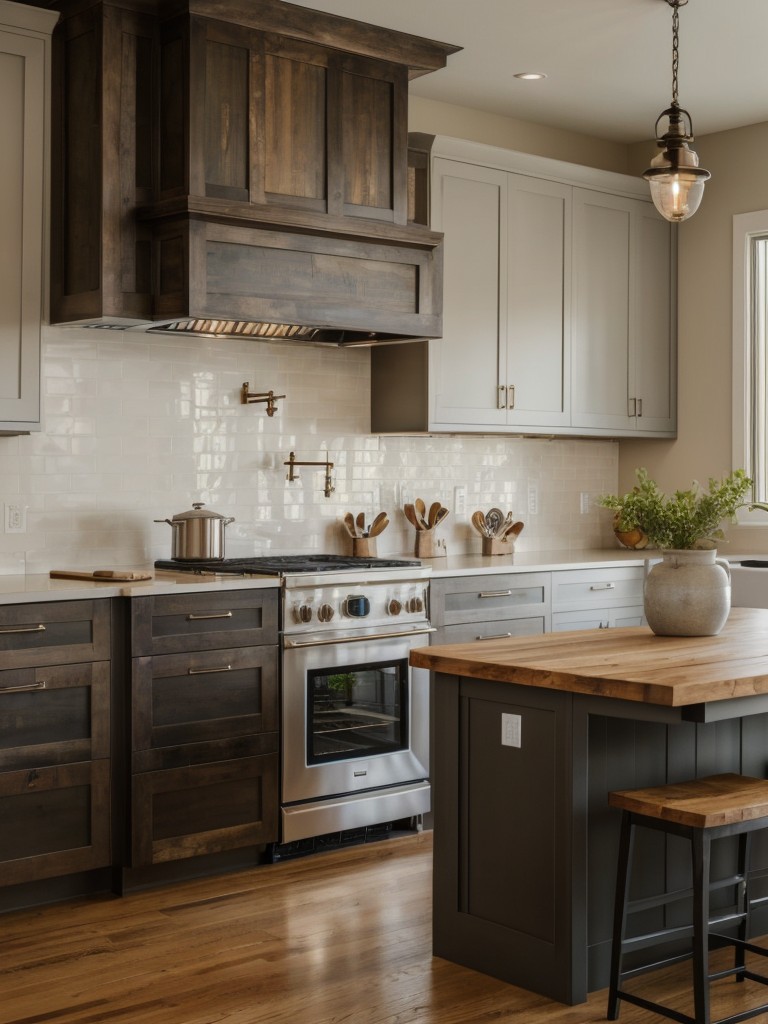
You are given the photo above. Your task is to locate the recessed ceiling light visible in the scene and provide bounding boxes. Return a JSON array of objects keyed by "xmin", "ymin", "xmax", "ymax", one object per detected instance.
[{"xmin": 514, "ymin": 72, "xmax": 547, "ymax": 81}]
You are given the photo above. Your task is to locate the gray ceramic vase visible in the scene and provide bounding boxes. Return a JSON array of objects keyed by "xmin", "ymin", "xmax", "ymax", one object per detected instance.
[{"xmin": 644, "ymin": 549, "xmax": 731, "ymax": 637}]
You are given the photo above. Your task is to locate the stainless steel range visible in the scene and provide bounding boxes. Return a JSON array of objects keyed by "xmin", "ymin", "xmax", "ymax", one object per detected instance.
[{"xmin": 156, "ymin": 554, "xmax": 433, "ymax": 844}]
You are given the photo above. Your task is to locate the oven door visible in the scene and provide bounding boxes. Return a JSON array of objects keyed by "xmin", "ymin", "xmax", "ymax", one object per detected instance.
[{"xmin": 281, "ymin": 625, "xmax": 432, "ymax": 809}]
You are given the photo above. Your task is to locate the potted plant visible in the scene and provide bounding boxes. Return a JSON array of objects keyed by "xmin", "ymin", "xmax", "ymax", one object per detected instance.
[
  {"xmin": 598, "ymin": 467, "xmax": 753, "ymax": 550},
  {"xmin": 598, "ymin": 468, "xmax": 752, "ymax": 637}
]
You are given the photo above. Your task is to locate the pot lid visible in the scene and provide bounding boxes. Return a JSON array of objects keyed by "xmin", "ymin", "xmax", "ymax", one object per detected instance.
[{"xmin": 171, "ymin": 502, "xmax": 231, "ymax": 522}]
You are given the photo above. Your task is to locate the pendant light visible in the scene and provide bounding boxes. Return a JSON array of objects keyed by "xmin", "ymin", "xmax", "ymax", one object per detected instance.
[{"xmin": 643, "ymin": 0, "xmax": 710, "ymax": 223}]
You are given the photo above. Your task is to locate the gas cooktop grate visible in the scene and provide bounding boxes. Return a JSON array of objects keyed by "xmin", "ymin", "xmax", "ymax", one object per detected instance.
[{"xmin": 154, "ymin": 554, "xmax": 422, "ymax": 576}]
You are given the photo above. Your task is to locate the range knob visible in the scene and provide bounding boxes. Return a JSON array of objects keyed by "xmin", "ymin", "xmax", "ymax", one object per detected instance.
[
  {"xmin": 409, "ymin": 595, "xmax": 424, "ymax": 613},
  {"xmin": 388, "ymin": 598, "xmax": 402, "ymax": 616},
  {"xmin": 318, "ymin": 603, "xmax": 335, "ymax": 622},
  {"xmin": 299, "ymin": 604, "xmax": 313, "ymax": 623}
]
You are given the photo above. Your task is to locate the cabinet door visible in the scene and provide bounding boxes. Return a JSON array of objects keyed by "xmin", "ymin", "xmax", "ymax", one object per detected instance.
[
  {"xmin": 504, "ymin": 174, "xmax": 571, "ymax": 427},
  {"xmin": 571, "ymin": 190, "xmax": 633, "ymax": 432},
  {"xmin": 429, "ymin": 159, "xmax": 508, "ymax": 428},
  {"xmin": 0, "ymin": 25, "xmax": 46, "ymax": 432},
  {"xmin": 571, "ymin": 189, "xmax": 675, "ymax": 436},
  {"xmin": 631, "ymin": 202, "xmax": 676, "ymax": 433},
  {"xmin": 131, "ymin": 753, "xmax": 278, "ymax": 865}
]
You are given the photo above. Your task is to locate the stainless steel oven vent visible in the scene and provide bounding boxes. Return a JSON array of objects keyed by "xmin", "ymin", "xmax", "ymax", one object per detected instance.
[{"xmin": 149, "ymin": 320, "xmax": 321, "ymax": 341}]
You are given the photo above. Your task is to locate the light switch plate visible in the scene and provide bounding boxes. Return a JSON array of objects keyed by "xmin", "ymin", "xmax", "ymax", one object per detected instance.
[{"xmin": 501, "ymin": 712, "xmax": 521, "ymax": 748}]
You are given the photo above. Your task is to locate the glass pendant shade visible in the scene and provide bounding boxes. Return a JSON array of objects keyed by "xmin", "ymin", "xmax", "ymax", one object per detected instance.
[{"xmin": 644, "ymin": 1, "xmax": 710, "ymax": 223}]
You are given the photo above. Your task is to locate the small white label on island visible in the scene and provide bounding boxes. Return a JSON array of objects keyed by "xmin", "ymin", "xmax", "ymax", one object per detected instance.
[{"xmin": 501, "ymin": 712, "xmax": 522, "ymax": 748}]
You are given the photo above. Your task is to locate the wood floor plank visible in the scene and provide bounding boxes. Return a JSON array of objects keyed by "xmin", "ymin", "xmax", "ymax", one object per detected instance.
[{"xmin": 2, "ymin": 832, "xmax": 768, "ymax": 1023}]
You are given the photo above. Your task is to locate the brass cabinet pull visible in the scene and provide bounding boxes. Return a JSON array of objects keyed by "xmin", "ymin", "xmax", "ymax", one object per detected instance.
[
  {"xmin": 188, "ymin": 664, "xmax": 231, "ymax": 675},
  {"xmin": 476, "ymin": 632, "xmax": 513, "ymax": 641},
  {"xmin": 478, "ymin": 589, "xmax": 514, "ymax": 599},
  {"xmin": 0, "ymin": 680, "xmax": 47, "ymax": 693},
  {"xmin": 0, "ymin": 623, "xmax": 46, "ymax": 634},
  {"xmin": 589, "ymin": 583, "xmax": 616, "ymax": 591},
  {"xmin": 186, "ymin": 611, "xmax": 233, "ymax": 621},
  {"xmin": 497, "ymin": 385, "xmax": 507, "ymax": 410}
]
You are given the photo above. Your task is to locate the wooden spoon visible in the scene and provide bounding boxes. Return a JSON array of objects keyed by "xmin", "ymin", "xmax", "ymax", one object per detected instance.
[
  {"xmin": 433, "ymin": 507, "xmax": 450, "ymax": 529},
  {"xmin": 428, "ymin": 501, "xmax": 442, "ymax": 528},
  {"xmin": 508, "ymin": 521, "xmax": 525, "ymax": 538},
  {"xmin": 486, "ymin": 507, "xmax": 504, "ymax": 537},
  {"xmin": 404, "ymin": 503, "xmax": 421, "ymax": 530},
  {"xmin": 414, "ymin": 498, "xmax": 428, "ymax": 530},
  {"xmin": 368, "ymin": 511, "xmax": 389, "ymax": 537},
  {"xmin": 356, "ymin": 512, "xmax": 366, "ymax": 536},
  {"xmin": 471, "ymin": 510, "xmax": 489, "ymax": 537},
  {"xmin": 343, "ymin": 512, "xmax": 358, "ymax": 538}
]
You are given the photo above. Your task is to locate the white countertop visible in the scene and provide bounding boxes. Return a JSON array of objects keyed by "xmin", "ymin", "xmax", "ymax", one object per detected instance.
[
  {"xmin": 0, "ymin": 570, "xmax": 281, "ymax": 604},
  {"xmin": 0, "ymin": 549, "xmax": 757, "ymax": 604}
]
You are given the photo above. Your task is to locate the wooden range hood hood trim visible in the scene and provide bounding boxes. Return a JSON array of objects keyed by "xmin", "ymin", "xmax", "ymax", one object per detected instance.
[{"xmin": 49, "ymin": 0, "xmax": 458, "ymax": 343}]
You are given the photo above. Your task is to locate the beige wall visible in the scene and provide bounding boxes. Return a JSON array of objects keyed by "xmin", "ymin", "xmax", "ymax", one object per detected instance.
[
  {"xmin": 622, "ymin": 122, "xmax": 768, "ymax": 552},
  {"xmin": 409, "ymin": 96, "xmax": 631, "ymax": 174}
]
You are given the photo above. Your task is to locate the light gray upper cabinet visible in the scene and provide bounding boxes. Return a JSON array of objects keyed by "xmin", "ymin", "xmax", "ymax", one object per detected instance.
[
  {"xmin": 371, "ymin": 135, "xmax": 676, "ymax": 439},
  {"xmin": 571, "ymin": 190, "xmax": 676, "ymax": 435},
  {"xmin": 0, "ymin": 2, "xmax": 55, "ymax": 434}
]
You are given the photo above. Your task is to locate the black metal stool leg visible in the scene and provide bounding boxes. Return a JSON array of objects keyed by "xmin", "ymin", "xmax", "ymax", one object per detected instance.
[
  {"xmin": 692, "ymin": 829, "xmax": 712, "ymax": 1024},
  {"xmin": 608, "ymin": 811, "xmax": 635, "ymax": 1020},
  {"xmin": 735, "ymin": 832, "xmax": 750, "ymax": 982}
]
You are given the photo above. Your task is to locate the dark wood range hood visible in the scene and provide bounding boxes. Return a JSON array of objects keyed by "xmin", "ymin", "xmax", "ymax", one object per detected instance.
[{"xmin": 49, "ymin": 0, "xmax": 459, "ymax": 344}]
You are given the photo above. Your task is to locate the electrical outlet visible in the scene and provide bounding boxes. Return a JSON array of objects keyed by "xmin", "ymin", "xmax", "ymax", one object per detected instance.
[
  {"xmin": 527, "ymin": 482, "xmax": 539, "ymax": 516},
  {"xmin": 501, "ymin": 712, "xmax": 521, "ymax": 748},
  {"xmin": 454, "ymin": 484, "xmax": 467, "ymax": 516},
  {"xmin": 580, "ymin": 492, "xmax": 591, "ymax": 514},
  {"xmin": 5, "ymin": 504, "xmax": 26, "ymax": 534}
]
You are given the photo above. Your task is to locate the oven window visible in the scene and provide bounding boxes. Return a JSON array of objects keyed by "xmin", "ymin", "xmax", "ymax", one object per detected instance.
[{"xmin": 307, "ymin": 658, "xmax": 409, "ymax": 764}]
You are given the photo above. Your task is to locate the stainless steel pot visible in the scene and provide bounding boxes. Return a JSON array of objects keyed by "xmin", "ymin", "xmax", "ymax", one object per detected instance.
[{"xmin": 155, "ymin": 502, "xmax": 235, "ymax": 560}]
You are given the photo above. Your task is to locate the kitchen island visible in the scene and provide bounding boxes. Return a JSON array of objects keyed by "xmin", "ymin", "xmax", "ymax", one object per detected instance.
[{"xmin": 410, "ymin": 608, "xmax": 768, "ymax": 1005}]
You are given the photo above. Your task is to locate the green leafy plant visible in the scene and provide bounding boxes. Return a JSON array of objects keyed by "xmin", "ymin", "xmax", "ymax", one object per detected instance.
[{"xmin": 598, "ymin": 468, "xmax": 753, "ymax": 550}]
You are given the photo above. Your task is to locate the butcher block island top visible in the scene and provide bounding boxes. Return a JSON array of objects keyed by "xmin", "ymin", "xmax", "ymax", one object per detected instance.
[{"xmin": 410, "ymin": 607, "xmax": 768, "ymax": 707}]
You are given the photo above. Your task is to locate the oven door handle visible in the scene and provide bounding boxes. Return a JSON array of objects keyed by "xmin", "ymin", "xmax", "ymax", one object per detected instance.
[{"xmin": 283, "ymin": 627, "xmax": 436, "ymax": 649}]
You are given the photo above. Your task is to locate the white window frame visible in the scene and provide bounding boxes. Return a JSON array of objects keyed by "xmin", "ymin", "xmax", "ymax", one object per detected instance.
[{"xmin": 733, "ymin": 210, "xmax": 768, "ymax": 523}]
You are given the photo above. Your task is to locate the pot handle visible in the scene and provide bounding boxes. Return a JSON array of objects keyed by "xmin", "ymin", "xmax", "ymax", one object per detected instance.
[
  {"xmin": 223, "ymin": 517, "xmax": 235, "ymax": 526},
  {"xmin": 153, "ymin": 519, "xmax": 179, "ymax": 528},
  {"xmin": 716, "ymin": 556, "xmax": 731, "ymax": 581}
]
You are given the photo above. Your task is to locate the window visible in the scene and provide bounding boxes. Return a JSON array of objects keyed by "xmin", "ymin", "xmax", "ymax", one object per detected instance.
[{"xmin": 733, "ymin": 210, "xmax": 768, "ymax": 519}]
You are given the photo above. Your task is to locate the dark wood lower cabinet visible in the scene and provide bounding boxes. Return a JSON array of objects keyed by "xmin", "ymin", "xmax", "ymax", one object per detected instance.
[
  {"xmin": 131, "ymin": 753, "xmax": 278, "ymax": 865},
  {"xmin": 0, "ymin": 758, "xmax": 110, "ymax": 886},
  {"xmin": 127, "ymin": 589, "xmax": 280, "ymax": 869}
]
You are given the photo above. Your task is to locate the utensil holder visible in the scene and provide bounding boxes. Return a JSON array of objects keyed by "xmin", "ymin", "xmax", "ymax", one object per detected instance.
[
  {"xmin": 415, "ymin": 530, "xmax": 446, "ymax": 558},
  {"xmin": 352, "ymin": 537, "xmax": 377, "ymax": 557},
  {"xmin": 482, "ymin": 537, "xmax": 514, "ymax": 556}
]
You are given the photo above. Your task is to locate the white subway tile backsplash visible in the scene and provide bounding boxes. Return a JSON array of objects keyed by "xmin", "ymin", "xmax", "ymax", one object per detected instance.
[{"xmin": 0, "ymin": 326, "xmax": 619, "ymax": 572}]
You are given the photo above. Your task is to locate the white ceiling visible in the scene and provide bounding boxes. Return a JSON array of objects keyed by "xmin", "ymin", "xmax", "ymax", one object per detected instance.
[{"xmin": 289, "ymin": 0, "xmax": 768, "ymax": 144}]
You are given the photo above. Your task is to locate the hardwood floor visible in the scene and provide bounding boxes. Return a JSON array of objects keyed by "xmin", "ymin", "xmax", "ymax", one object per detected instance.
[{"xmin": 2, "ymin": 832, "xmax": 768, "ymax": 1024}]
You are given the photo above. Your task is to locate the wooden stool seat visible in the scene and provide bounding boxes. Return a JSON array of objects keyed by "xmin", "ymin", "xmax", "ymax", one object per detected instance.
[{"xmin": 607, "ymin": 773, "xmax": 768, "ymax": 1024}]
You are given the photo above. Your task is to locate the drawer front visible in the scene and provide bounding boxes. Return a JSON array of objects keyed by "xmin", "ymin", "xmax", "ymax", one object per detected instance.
[
  {"xmin": 435, "ymin": 616, "xmax": 546, "ymax": 645},
  {"xmin": 551, "ymin": 568, "xmax": 644, "ymax": 612},
  {"xmin": 0, "ymin": 600, "xmax": 110, "ymax": 668},
  {"xmin": 552, "ymin": 606, "xmax": 645, "ymax": 632},
  {"xmin": 131, "ymin": 753, "xmax": 279, "ymax": 865},
  {"xmin": 131, "ymin": 589, "xmax": 279, "ymax": 655},
  {"xmin": 431, "ymin": 573, "xmax": 551, "ymax": 628},
  {"xmin": 0, "ymin": 759, "xmax": 110, "ymax": 886},
  {"xmin": 0, "ymin": 661, "xmax": 110, "ymax": 771},
  {"xmin": 132, "ymin": 645, "xmax": 278, "ymax": 751}
]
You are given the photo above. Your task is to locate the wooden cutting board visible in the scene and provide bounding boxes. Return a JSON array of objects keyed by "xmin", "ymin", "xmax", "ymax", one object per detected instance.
[{"xmin": 50, "ymin": 569, "xmax": 153, "ymax": 581}]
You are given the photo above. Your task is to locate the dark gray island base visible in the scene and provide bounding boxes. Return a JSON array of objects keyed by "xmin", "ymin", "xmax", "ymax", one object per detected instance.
[{"xmin": 413, "ymin": 609, "xmax": 768, "ymax": 1005}]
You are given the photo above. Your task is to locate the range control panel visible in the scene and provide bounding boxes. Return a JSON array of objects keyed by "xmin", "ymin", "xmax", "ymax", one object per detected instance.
[{"xmin": 285, "ymin": 580, "xmax": 429, "ymax": 633}]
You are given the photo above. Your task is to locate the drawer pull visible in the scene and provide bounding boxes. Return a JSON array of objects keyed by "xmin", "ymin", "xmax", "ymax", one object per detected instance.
[
  {"xmin": 476, "ymin": 632, "xmax": 513, "ymax": 641},
  {"xmin": 478, "ymin": 590, "xmax": 514, "ymax": 599},
  {"xmin": 186, "ymin": 611, "xmax": 234, "ymax": 621},
  {"xmin": 0, "ymin": 680, "xmax": 47, "ymax": 693},
  {"xmin": 0, "ymin": 623, "xmax": 46, "ymax": 634},
  {"xmin": 188, "ymin": 664, "xmax": 232, "ymax": 675},
  {"xmin": 589, "ymin": 583, "xmax": 616, "ymax": 591}
]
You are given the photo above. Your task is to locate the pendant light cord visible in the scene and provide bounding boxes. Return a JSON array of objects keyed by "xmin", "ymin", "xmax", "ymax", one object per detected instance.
[{"xmin": 671, "ymin": 2, "xmax": 680, "ymax": 106}]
